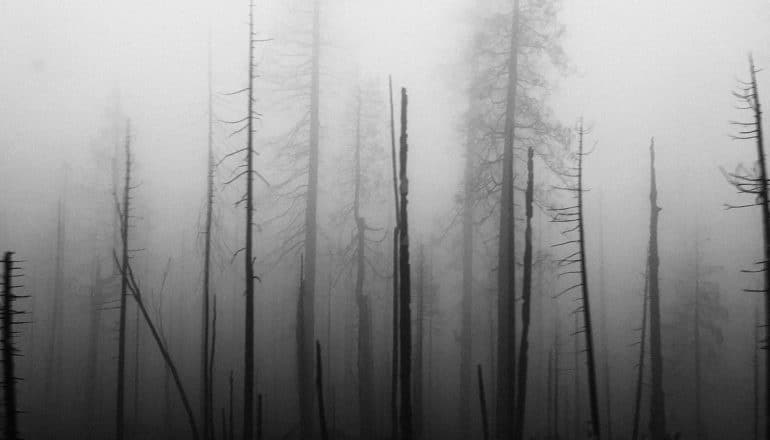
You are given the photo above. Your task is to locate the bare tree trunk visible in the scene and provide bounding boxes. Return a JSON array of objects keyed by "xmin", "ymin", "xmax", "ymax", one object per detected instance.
[
  {"xmin": 2, "ymin": 252, "xmax": 22, "ymax": 440},
  {"xmin": 694, "ymin": 242, "xmax": 702, "ymax": 440},
  {"xmin": 554, "ymin": 335, "xmax": 560, "ymax": 440},
  {"xmin": 243, "ymin": 1, "xmax": 257, "ymax": 437},
  {"xmin": 514, "ymin": 145, "xmax": 535, "ymax": 438},
  {"xmin": 86, "ymin": 259, "xmax": 111, "ymax": 440},
  {"xmin": 478, "ymin": 365, "xmax": 489, "ymax": 440},
  {"xmin": 229, "ymin": 371, "xmax": 234, "ymax": 440},
  {"xmin": 631, "ymin": 256, "xmax": 650, "ymax": 440},
  {"xmin": 460, "ymin": 117, "xmax": 474, "ymax": 440},
  {"xmin": 300, "ymin": 2, "xmax": 321, "ymax": 436},
  {"xmin": 597, "ymin": 196, "xmax": 613, "ymax": 440},
  {"xmin": 316, "ymin": 341, "xmax": 329, "ymax": 440},
  {"xmin": 755, "ymin": 305, "xmax": 760, "ymax": 440},
  {"xmin": 202, "ymin": 26, "xmax": 215, "ymax": 440},
  {"xmin": 116, "ymin": 124, "xmax": 131, "ymax": 440},
  {"xmin": 576, "ymin": 123, "xmax": 601, "ymax": 439},
  {"xmin": 45, "ymin": 197, "xmax": 65, "ymax": 432},
  {"xmin": 497, "ymin": 2, "xmax": 520, "ymax": 437},
  {"xmin": 398, "ymin": 87, "xmax": 413, "ymax": 440},
  {"xmin": 210, "ymin": 296, "xmax": 218, "ymax": 440},
  {"xmin": 573, "ymin": 313, "xmax": 581, "ymax": 440},
  {"xmin": 353, "ymin": 91, "xmax": 375, "ymax": 440},
  {"xmin": 647, "ymin": 138, "xmax": 667, "ymax": 440},
  {"xmin": 388, "ymin": 75, "xmax": 400, "ymax": 440},
  {"xmin": 414, "ymin": 247, "xmax": 425, "ymax": 440}
]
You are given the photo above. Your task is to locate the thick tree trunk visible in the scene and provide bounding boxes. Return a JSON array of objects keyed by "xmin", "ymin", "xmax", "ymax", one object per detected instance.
[
  {"xmin": 514, "ymin": 146, "xmax": 535, "ymax": 438},
  {"xmin": 496, "ymin": 2, "xmax": 519, "ymax": 436},
  {"xmin": 398, "ymin": 87, "xmax": 413, "ymax": 440},
  {"xmin": 577, "ymin": 124, "xmax": 601, "ymax": 439},
  {"xmin": 647, "ymin": 138, "xmax": 666, "ymax": 440}
]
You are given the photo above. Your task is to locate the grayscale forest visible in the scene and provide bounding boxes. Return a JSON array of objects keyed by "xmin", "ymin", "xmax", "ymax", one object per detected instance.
[{"xmin": 0, "ymin": 1, "xmax": 768, "ymax": 439}]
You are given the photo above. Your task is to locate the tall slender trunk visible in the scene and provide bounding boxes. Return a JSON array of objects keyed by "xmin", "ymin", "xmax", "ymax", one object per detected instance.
[
  {"xmin": 694, "ymin": 241, "xmax": 702, "ymax": 440},
  {"xmin": 243, "ymin": 1, "xmax": 257, "ymax": 437},
  {"xmin": 755, "ymin": 305, "xmax": 760, "ymax": 440},
  {"xmin": 631, "ymin": 255, "xmax": 650, "ymax": 440},
  {"xmin": 2, "ymin": 252, "xmax": 21, "ymax": 440},
  {"xmin": 497, "ymin": 2, "xmax": 520, "ymax": 436},
  {"xmin": 460, "ymin": 114, "xmax": 474, "ymax": 440},
  {"xmin": 116, "ymin": 124, "xmax": 131, "ymax": 440},
  {"xmin": 353, "ymin": 91, "xmax": 375, "ymax": 440},
  {"xmin": 316, "ymin": 341, "xmax": 329, "ymax": 440},
  {"xmin": 45, "ymin": 197, "xmax": 65, "ymax": 430},
  {"xmin": 647, "ymin": 138, "xmax": 666, "ymax": 440},
  {"xmin": 299, "ymin": 2, "xmax": 321, "ymax": 437},
  {"xmin": 414, "ymin": 247, "xmax": 425, "ymax": 440},
  {"xmin": 202, "ymin": 25, "xmax": 215, "ymax": 440},
  {"xmin": 554, "ymin": 334, "xmax": 561, "ymax": 440},
  {"xmin": 229, "ymin": 371, "xmax": 235, "ymax": 440},
  {"xmin": 573, "ymin": 313, "xmax": 581, "ymax": 440},
  {"xmin": 388, "ymin": 75, "xmax": 401, "ymax": 440},
  {"xmin": 398, "ymin": 87, "xmax": 413, "ymax": 440},
  {"xmin": 478, "ymin": 365, "xmax": 490, "ymax": 440},
  {"xmin": 745, "ymin": 55, "xmax": 770, "ymax": 440},
  {"xmin": 597, "ymin": 195, "xmax": 613, "ymax": 440},
  {"xmin": 514, "ymin": 145, "xmax": 535, "ymax": 438},
  {"xmin": 577, "ymin": 123, "xmax": 601, "ymax": 439},
  {"xmin": 86, "ymin": 259, "xmax": 109, "ymax": 440}
]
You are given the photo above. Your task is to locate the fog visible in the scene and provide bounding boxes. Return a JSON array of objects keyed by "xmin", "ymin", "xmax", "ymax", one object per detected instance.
[{"xmin": 0, "ymin": 1, "xmax": 768, "ymax": 439}]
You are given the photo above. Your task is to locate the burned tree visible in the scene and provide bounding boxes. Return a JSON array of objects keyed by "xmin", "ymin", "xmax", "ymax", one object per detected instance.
[
  {"xmin": 398, "ymin": 86, "xmax": 413, "ymax": 440},
  {"xmin": 551, "ymin": 121, "xmax": 601, "ymax": 438},
  {"xmin": 632, "ymin": 257, "xmax": 650, "ymax": 440},
  {"xmin": 2, "ymin": 251, "xmax": 26, "ymax": 440},
  {"xmin": 724, "ymin": 54, "xmax": 770, "ymax": 440},
  {"xmin": 647, "ymin": 138, "xmax": 666, "ymax": 440}
]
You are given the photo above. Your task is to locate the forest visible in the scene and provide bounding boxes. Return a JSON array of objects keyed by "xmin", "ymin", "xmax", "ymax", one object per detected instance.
[{"xmin": 1, "ymin": 0, "xmax": 769, "ymax": 439}]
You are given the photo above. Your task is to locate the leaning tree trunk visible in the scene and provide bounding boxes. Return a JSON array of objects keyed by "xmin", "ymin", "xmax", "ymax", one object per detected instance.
[
  {"xmin": 398, "ymin": 87, "xmax": 413, "ymax": 440},
  {"xmin": 353, "ymin": 92, "xmax": 375, "ymax": 440},
  {"xmin": 647, "ymin": 138, "xmax": 667, "ymax": 440},
  {"xmin": 513, "ymin": 145, "xmax": 535, "ymax": 439},
  {"xmin": 497, "ymin": 2, "xmax": 520, "ymax": 437},
  {"xmin": 577, "ymin": 123, "xmax": 602, "ymax": 439}
]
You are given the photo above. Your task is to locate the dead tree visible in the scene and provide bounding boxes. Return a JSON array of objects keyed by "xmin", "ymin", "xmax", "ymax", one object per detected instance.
[
  {"xmin": 478, "ymin": 365, "xmax": 489, "ymax": 440},
  {"xmin": 398, "ymin": 87, "xmax": 413, "ymax": 440},
  {"xmin": 2, "ymin": 251, "xmax": 26, "ymax": 440},
  {"xmin": 513, "ymin": 145, "xmax": 535, "ymax": 438},
  {"xmin": 631, "ymin": 258, "xmax": 650, "ymax": 440},
  {"xmin": 414, "ymin": 246, "xmax": 425, "ymax": 440},
  {"xmin": 647, "ymin": 138, "xmax": 666, "ymax": 440},
  {"xmin": 551, "ymin": 121, "xmax": 600, "ymax": 438},
  {"xmin": 44, "ymin": 197, "xmax": 65, "ymax": 428},
  {"xmin": 316, "ymin": 341, "xmax": 329, "ymax": 440},
  {"xmin": 755, "ymin": 304, "xmax": 761, "ymax": 440},
  {"xmin": 116, "ymin": 123, "xmax": 132, "ymax": 440},
  {"xmin": 497, "ymin": 2, "xmax": 521, "ymax": 437},
  {"xmin": 202, "ymin": 28, "xmax": 215, "ymax": 440},
  {"xmin": 389, "ymin": 75, "xmax": 400, "ymax": 440},
  {"xmin": 724, "ymin": 54, "xmax": 770, "ymax": 440}
]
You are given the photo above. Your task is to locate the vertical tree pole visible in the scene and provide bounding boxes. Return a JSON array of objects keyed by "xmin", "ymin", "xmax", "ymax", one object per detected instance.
[
  {"xmin": 647, "ymin": 138, "xmax": 666, "ymax": 440},
  {"xmin": 478, "ymin": 365, "xmax": 489, "ymax": 440},
  {"xmin": 388, "ymin": 75, "xmax": 401, "ymax": 440},
  {"xmin": 116, "ymin": 123, "xmax": 132, "ymax": 440},
  {"xmin": 513, "ymin": 145, "xmax": 535, "ymax": 438},
  {"xmin": 202, "ymin": 23, "xmax": 215, "ymax": 440},
  {"xmin": 631, "ymin": 257, "xmax": 650, "ymax": 440},
  {"xmin": 316, "ymin": 341, "xmax": 329, "ymax": 440},
  {"xmin": 243, "ymin": 1, "xmax": 257, "ymax": 437},
  {"xmin": 497, "ymin": 1, "xmax": 520, "ymax": 436},
  {"xmin": 2, "ymin": 252, "xmax": 23, "ymax": 440},
  {"xmin": 577, "ymin": 123, "xmax": 601, "ymax": 439},
  {"xmin": 398, "ymin": 87, "xmax": 413, "ymax": 440}
]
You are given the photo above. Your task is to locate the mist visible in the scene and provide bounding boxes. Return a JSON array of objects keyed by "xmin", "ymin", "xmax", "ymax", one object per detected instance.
[{"xmin": 0, "ymin": 1, "xmax": 768, "ymax": 439}]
